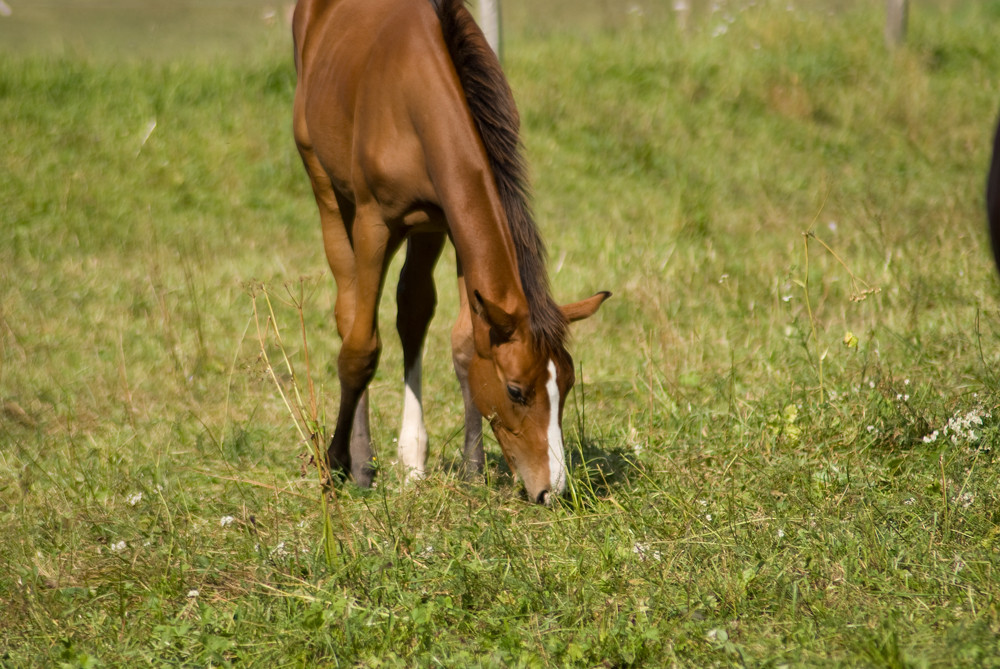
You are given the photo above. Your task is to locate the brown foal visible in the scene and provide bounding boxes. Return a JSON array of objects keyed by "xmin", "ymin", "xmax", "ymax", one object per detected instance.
[{"xmin": 292, "ymin": 0, "xmax": 609, "ymax": 504}]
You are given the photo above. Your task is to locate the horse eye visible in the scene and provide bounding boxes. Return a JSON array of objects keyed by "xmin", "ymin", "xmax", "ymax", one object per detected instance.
[{"xmin": 506, "ymin": 384, "xmax": 527, "ymax": 405}]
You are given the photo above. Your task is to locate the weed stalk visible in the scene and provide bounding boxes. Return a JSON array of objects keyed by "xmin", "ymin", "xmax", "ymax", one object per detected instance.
[
  {"xmin": 250, "ymin": 281, "xmax": 347, "ymax": 568},
  {"xmin": 800, "ymin": 230, "xmax": 881, "ymax": 406},
  {"xmin": 801, "ymin": 231, "xmax": 826, "ymax": 403}
]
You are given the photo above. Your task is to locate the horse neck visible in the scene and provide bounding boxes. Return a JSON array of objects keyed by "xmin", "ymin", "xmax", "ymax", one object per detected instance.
[
  {"xmin": 420, "ymin": 108, "xmax": 564, "ymax": 355},
  {"xmin": 446, "ymin": 167, "xmax": 529, "ymax": 323},
  {"xmin": 411, "ymin": 95, "xmax": 526, "ymax": 324}
]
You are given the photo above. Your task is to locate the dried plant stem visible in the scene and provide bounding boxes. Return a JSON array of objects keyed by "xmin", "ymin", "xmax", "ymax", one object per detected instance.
[
  {"xmin": 801, "ymin": 232, "xmax": 825, "ymax": 404},
  {"xmin": 250, "ymin": 283, "xmax": 348, "ymax": 566}
]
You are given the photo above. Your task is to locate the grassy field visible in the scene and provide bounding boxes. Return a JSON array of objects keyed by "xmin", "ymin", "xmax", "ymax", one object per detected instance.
[{"xmin": 3, "ymin": 0, "xmax": 1000, "ymax": 666}]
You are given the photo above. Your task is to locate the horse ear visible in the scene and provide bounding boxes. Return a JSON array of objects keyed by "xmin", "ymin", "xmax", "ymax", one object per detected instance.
[
  {"xmin": 561, "ymin": 291, "xmax": 611, "ymax": 323},
  {"xmin": 472, "ymin": 290, "xmax": 518, "ymax": 340}
]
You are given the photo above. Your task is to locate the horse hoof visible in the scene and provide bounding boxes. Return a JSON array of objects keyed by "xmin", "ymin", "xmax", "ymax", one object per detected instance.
[
  {"xmin": 459, "ymin": 462, "xmax": 485, "ymax": 483},
  {"xmin": 352, "ymin": 461, "xmax": 377, "ymax": 488}
]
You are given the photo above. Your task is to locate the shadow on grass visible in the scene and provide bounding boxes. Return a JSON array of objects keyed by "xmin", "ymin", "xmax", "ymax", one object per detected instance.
[
  {"xmin": 566, "ymin": 436, "xmax": 643, "ymax": 502},
  {"xmin": 435, "ymin": 437, "xmax": 640, "ymax": 506}
]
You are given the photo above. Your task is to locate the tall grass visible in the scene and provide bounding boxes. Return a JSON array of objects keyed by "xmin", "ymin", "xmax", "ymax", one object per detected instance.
[{"xmin": 2, "ymin": 1, "xmax": 1000, "ymax": 666}]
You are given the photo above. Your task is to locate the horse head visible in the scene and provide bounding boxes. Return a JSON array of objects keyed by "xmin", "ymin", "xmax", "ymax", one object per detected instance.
[{"xmin": 469, "ymin": 290, "xmax": 610, "ymax": 504}]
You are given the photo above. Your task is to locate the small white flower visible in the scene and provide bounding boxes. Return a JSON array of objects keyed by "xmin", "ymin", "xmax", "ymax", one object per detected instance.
[
  {"xmin": 632, "ymin": 542, "xmax": 661, "ymax": 561},
  {"xmin": 903, "ymin": 497, "xmax": 916, "ymax": 505},
  {"xmin": 705, "ymin": 513, "xmax": 713, "ymax": 522},
  {"xmin": 110, "ymin": 541, "xmax": 127, "ymax": 553},
  {"xmin": 952, "ymin": 492, "xmax": 974, "ymax": 509},
  {"xmin": 126, "ymin": 492, "xmax": 142, "ymax": 506},
  {"xmin": 628, "ymin": 426, "xmax": 643, "ymax": 456},
  {"xmin": 940, "ymin": 409, "xmax": 990, "ymax": 447},
  {"xmin": 952, "ymin": 556, "xmax": 966, "ymax": 574},
  {"xmin": 220, "ymin": 515, "xmax": 236, "ymax": 528},
  {"xmin": 187, "ymin": 589, "xmax": 199, "ymax": 598},
  {"xmin": 776, "ymin": 529, "xmax": 785, "ymax": 539}
]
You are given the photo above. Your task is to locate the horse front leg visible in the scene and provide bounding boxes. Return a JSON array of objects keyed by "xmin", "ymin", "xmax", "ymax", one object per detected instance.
[
  {"xmin": 395, "ymin": 232, "xmax": 446, "ymax": 480},
  {"xmin": 327, "ymin": 209, "xmax": 401, "ymax": 487},
  {"xmin": 296, "ymin": 99, "xmax": 388, "ymax": 488},
  {"xmin": 341, "ymin": 390, "xmax": 374, "ymax": 487},
  {"xmin": 299, "ymin": 160, "xmax": 373, "ymax": 484},
  {"xmin": 451, "ymin": 266, "xmax": 485, "ymax": 480},
  {"xmin": 329, "ymin": 356, "xmax": 377, "ymax": 487}
]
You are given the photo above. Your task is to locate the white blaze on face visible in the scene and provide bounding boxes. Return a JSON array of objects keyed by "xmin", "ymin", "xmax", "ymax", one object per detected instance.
[{"xmin": 545, "ymin": 359, "xmax": 567, "ymax": 496}]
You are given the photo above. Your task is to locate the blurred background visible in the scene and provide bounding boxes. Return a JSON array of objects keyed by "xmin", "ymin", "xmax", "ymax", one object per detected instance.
[{"xmin": 0, "ymin": 0, "xmax": 974, "ymax": 60}]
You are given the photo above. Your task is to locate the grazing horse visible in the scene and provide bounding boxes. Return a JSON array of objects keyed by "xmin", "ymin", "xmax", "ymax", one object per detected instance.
[
  {"xmin": 292, "ymin": 0, "xmax": 610, "ymax": 504},
  {"xmin": 989, "ymin": 112, "xmax": 1000, "ymax": 273}
]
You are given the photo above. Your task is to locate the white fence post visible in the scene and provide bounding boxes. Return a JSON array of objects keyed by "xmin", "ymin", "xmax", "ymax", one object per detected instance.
[
  {"xmin": 674, "ymin": 1, "xmax": 690, "ymax": 33},
  {"xmin": 885, "ymin": 0, "xmax": 908, "ymax": 47},
  {"xmin": 478, "ymin": 0, "xmax": 502, "ymax": 60}
]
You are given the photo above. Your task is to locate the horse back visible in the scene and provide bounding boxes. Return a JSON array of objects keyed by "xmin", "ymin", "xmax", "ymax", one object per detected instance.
[{"xmin": 293, "ymin": 0, "xmax": 479, "ymax": 226}]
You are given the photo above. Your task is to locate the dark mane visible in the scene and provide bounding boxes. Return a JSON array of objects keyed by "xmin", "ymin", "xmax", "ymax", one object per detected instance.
[{"xmin": 431, "ymin": 0, "xmax": 568, "ymax": 355}]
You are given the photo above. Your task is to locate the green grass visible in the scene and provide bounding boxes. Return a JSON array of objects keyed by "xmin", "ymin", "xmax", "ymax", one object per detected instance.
[{"xmin": 4, "ymin": 1, "xmax": 1000, "ymax": 666}]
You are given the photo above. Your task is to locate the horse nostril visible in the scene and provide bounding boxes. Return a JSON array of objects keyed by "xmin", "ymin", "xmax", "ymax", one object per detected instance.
[{"xmin": 537, "ymin": 490, "xmax": 550, "ymax": 505}]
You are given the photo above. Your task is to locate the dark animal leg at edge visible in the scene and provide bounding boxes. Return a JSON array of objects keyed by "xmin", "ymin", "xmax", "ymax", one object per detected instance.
[{"xmin": 988, "ymin": 110, "xmax": 1000, "ymax": 274}]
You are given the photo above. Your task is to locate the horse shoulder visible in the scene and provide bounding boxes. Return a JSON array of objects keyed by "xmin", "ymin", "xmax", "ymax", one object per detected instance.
[{"xmin": 354, "ymin": 3, "xmax": 492, "ymax": 222}]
